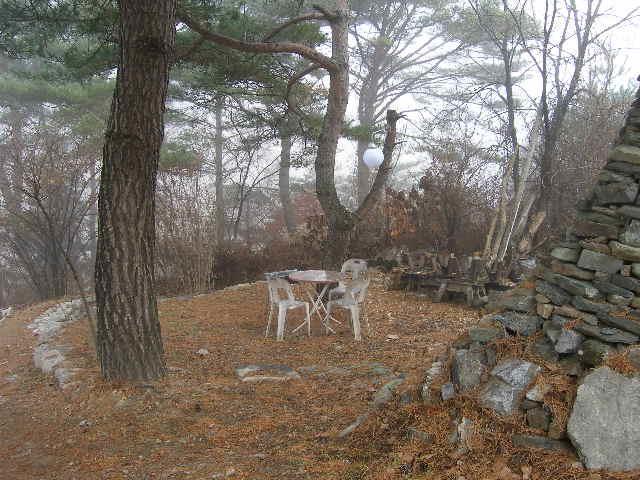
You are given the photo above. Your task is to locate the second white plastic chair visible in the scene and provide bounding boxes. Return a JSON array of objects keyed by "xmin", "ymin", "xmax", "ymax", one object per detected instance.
[
  {"xmin": 324, "ymin": 279, "xmax": 370, "ymax": 341},
  {"xmin": 265, "ymin": 277, "xmax": 310, "ymax": 341}
]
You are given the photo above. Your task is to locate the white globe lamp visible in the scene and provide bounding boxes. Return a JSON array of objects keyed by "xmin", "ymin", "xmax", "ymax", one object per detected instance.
[{"xmin": 363, "ymin": 144, "xmax": 384, "ymax": 169}]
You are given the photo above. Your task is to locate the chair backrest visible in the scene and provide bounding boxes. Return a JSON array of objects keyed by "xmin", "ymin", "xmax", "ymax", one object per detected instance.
[
  {"xmin": 344, "ymin": 278, "xmax": 370, "ymax": 304},
  {"xmin": 266, "ymin": 277, "xmax": 295, "ymax": 304},
  {"xmin": 341, "ymin": 258, "xmax": 368, "ymax": 280}
]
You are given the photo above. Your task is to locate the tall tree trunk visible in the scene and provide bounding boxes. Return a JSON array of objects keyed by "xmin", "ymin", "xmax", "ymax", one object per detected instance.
[
  {"xmin": 315, "ymin": 1, "xmax": 352, "ymax": 268},
  {"xmin": 94, "ymin": 0, "xmax": 175, "ymax": 381},
  {"xmin": 279, "ymin": 114, "xmax": 296, "ymax": 235},
  {"xmin": 214, "ymin": 95, "xmax": 225, "ymax": 245}
]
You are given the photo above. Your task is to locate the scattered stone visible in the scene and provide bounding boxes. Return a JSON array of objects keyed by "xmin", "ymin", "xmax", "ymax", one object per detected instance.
[
  {"xmin": 592, "ymin": 279, "xmax": 634, "ymax": 299},
  {"xmin": 33, "ymin": 345, "xmax": 65, "ymax": 375},
  {"xmin": 610, "ymin": 241, "xmax": 640, "ymax": 262},
  {"xmin": 512, "ymin": 434, "xmax": 573, "ymax": 454},
  {"xmin": 537, "ymin": 303, "xmax": 554, "ymax": 319},
  {"xmin": 526, "ymin": 406, "xmax": 551, "ymax": 431},
  {"xmin": 579, "ymin": 339, "xmax": 613, "ymax": 367},
  {"xmin": 493, "ymin": 312, "xmax": 542, "ymax": 337},
  {"xmin": 480, "ymin": 359, "xmax": 540, "ymax": 415},
  {"xmin": 573, "ymin": 220, "xmax": 619, "ymax": 239},
  {"xmin": 451, "ymin": 348, "xmax": 487, "ymax": 392},
  {"xmin": 441, "ymin": 382, "xmax": 456, "ymax": 401},
  {"xmin": 545, "ymin": 272, "xmax": 600, "ymax": 299},
  {"xmin": 577, "ymin": 250, "xmax": 623, "ymax": 274},
  {"xmin": 579, "ymin": 240, "xmax": 612, "ymax": 255},
  {"xmin": 608, "ymin": 161, "xmax": 640, "ymax": 176},
  {"xmin": 535, "ymin": 293, "xmax": 551, "ymax": 303},
  {"xmin": 551, "ymin": 260, "xmax": 595, "ymax": 281},
  {"xmin": 559, "ymin": 355, "xmax": 584, "ymax": 377},
  {"xmin": 536, "ymin": 280, "xmax": 571, "ymax": 305},
  {"xmin": 551, "ymin": 247, "xmax": 580, "ymax": 263},
  {"xmin": 486, "ymin": 288, "xmax": 536, "ymax": 313},
  {"xmin": 598, "ymin": 313, "xmax": 640, "ymax": 336},
  {"xmin": 406, "ymin": 427, "xmax": 434, "ymax": 445},
  {"xmin": 574, "ymin": 323, "xmax": 639, "ymax": 344},
  {"xmin": 338, "ymin": 413, "xmax": 369, "ymax": 438},
  {"xmin": 78, "ymin": 420, "xmax": 91, "ymax": 428},
  {"xmin": 532, "ymin": 337, "xmax": 559, "ymax": 363},
  {"xmin": 526, "ymin": 383, "xmax": 551, "ymax": 402},
  {"xmin": 196, "ymin": 348, "xmax": 209, "ymax": 356},
  {"xmin": 373, "ymin": 377, "xmax": 405, "ymax": 408},
  {"xmin": 572, "ymin": 296, "xmax": 612, "ymax": 316},
  {"xmin": 620, "ymin": 220, "xmax": 640, "ymax": 247},
  {"xmin": 235, "ymin": 364, "xmax": 301, "ymax": 382},
  {"xmin": 555, "ymin": 329, "xmax": 585, "ymax": 354},
  {"xmin": 618, "ymin": 204, "xmax": 640, "ymax": 219},
  {"xmin": 420, "ymin": 361, "xmax": 444, "ymax": 404},
  {"xmin": 611, "ymin": 273, "xmax": 640, "ymax": 294},
  {"xmin": 468, "ymin": 326, "xmax": 504, "ymax": 343},
  {"xmin": 568, "ymin": 367, "xmax": 640, "ymax": 471},
  {"xmin": 609, "ymin": 144, "xmax": 640, "ymax": 164}
]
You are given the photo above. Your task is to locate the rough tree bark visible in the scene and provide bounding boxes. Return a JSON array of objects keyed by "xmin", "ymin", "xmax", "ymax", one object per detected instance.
[
  {"xmin": 278, "ymin": 114, "xmax": 297, "ymax": 235},
  {"xmin": 214, "ymin": 95, "xmax": 225, "ymax": 245},
  {"xmin": 95, "ymin": 0, "xmax": 176, "ymax": 381}
]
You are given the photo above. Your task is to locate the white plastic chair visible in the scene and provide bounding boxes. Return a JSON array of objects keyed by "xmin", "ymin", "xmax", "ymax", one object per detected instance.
[
  {"xmin": 324, "ymin": 279, "xmax": 370, "ymax": 341},
  {"xmin": 328, "ymin": 258, "xmax": 368, "ymax": 301},
  {"xmin": 265, "ymin": 277, "xmax": 310, "ymax": 341}
]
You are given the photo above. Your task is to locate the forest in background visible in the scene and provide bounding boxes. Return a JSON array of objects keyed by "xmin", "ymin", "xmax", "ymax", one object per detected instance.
[{"xmin": 0, "ymin": 0, "xmax": 636, "ymax": 308}]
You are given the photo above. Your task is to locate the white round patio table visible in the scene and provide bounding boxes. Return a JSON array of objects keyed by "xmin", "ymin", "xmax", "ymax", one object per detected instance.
[{"xmin": 288, "ymin": 270, "xmax": 344, "ymax": 333}]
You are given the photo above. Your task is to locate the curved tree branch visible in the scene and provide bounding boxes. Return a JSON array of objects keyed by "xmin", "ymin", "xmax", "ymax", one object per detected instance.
[{"xmin": 177, "ymin": 11, "xmax": 338, "ymax": 73}]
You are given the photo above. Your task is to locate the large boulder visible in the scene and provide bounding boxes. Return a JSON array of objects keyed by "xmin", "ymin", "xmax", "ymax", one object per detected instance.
[{"xmin": 567, "ymin": 367, "xmax": 640, "ymax": 471}]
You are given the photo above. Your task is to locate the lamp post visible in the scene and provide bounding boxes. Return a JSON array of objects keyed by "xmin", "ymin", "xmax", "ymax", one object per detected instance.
[{"xmin": 363, "ymin": 144, "xmax": 384, "ymax": 170}]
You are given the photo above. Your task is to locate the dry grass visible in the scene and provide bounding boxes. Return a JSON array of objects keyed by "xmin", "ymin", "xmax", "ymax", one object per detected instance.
[{"xmin": 0, "ymin": 277, "xmax": 478, "ymax": 479}]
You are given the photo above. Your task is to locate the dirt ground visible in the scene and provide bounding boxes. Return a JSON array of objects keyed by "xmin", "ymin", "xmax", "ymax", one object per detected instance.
[{"xmin": 0, "ymin": 278, "xmax": 480, "ymax": 479}]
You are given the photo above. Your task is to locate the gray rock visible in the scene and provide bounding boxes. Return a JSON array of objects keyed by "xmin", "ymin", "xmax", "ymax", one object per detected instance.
[
  {"xmin": 493, "ymin": 312, "xmax": 542, "ymax": 336},
  {"xmin": 512, "ymin": 434, "xmax": 573, "ymax": 453},
  {"xmin": 373, "ymin": 378, "xmax": 405, "ymax": 408},
  {"xmin": 406, "ymin": 427, "xmax": 434, "ymax": 444},
  {"xmin": 555, "ymin": 329, "xmax": 585, "ymax": 354},
  {"xmin": 567, "ymin": 367, "xmax": 640, "ymax": 471},
  {"xmin": 572, "ymin": 296, "xmax": 613, "ymax": 316},
  {"xmin": 33, "ymin": 345, "xmax": 64, "ymax": 375},
  {"xmin": 598, "ymin": 313, "xmax": 640, "ymax": 336},
  {"xmin": 579, "ymin": 209, "xmax": 623, "ymax": 226},
  {"xmin": 579, "ymin": 339, "xmax": 612, "ymax": 367},
  {"xmin": 618, "ymin": 204, "xmax": 640, "ymax": 219},
  {"xmin": 573, "ymin": 323, "xmax": 639, "ymax": 344},
  {"xmin": 621, "ymin": 220, "xmax": 640, "ymax": 247},
  {"xmin": 480, "ymin": 359, "xmax": 540, "ymax": 415},
  {"xmin": 537, "ymin": 303, "xmax": 554, "ymax": 319},
  {"xmin": 451, "ymin": 348, "xmax": 486, "ymax": 392},
  {"xmin": 491, "ymin": 359, "xmax": 541, "ymax": 388},
  {"xmin": 611, "ymin": 274, "xmax": 640, "ymax": 294},
  {"xmin": 543, "ymin": 320, "xmax": 562, "ymax": 344},
  {"xmin": 235, "ymin": 364, "xmax": 301, "ymax": 382},
  {"xmin": 551, "ymin": 260, "xmax": 595, "ymax": 280},
  {"xmin": 609, "ymin": 144, "xmax": 640, "ymax": 164},
  {"xmin": 338, "ymin": 412, "xmax": 370, "ymax": 438},
  {"xmin": 544, "ymin": 272, "xmax": 600, "ymax": 299},
  {"xmin": 577, "ymin": 249, "xmax": 623, "ymax": 274},
  {"xmin": 486, "ymin": 289, "xmax": 536, "ymax": 313},
  {"xmin": 527, "ymin": 406, "xmax": 551, "ymax": 431},
  {"xmin": 608, "ymin": 162, "xmax": 640, "ymax": 177},
  {"xmin": 468, "ymin": 326, "xmax": 504, "ymax": 343},
  {"xmin": 551, "ymin": 247, "xmax": 580, "ymax": 263},
  {"xmin": 633, "ymin": 263, "xmax": 640, "ymax": 278},
  {"xmin": 593, "ymin": 181, "xmax": 639, "ymax": 205},
  {"xmin": 420, "ymin": 361, "xmax": 444, "ymax": 404},
  {"xmin": 592, "ymin": 279, "xmax": 634, "ymax": 299},
  {"xmin": 597, "ymin": 170, "xmax": 635, "ymax": 184},
  {"xmin": 610, "ymin": 241, "xmax": 640, "ymax": 262},
  {"xmin": 441, "ymin": 382, "xmax": 456, "ymax": 401},
  {"xmin": 526, "ymin": 383, "xmax": 551, "ymax": 402},
  {"xmin": 573, "ymin": 220, "xmax": 619, "ymax": 239},
  {"xmin": 536, "ymin": 280, "xmax": 572, "ymax": 305},
  {"xmin": 532, "ymin": 337, "xmax": 559, "ymax": 363},
  {"xmin": 559, "ymin": 355, "xmax": 584, "ymax": 377}
]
